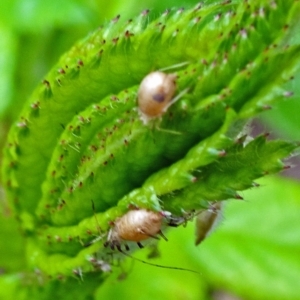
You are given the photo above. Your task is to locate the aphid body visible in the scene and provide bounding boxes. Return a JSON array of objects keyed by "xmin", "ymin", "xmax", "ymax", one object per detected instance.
[
  {"xmin": 105, "ymin": 209, "xmax": 165, "ymax": 251},
  {"xmin": 103, "ymin": 208, "xmax": 200, "ymax": 274},
  {"xmin": 137, "ymin": 71, "xmax": 177, "ymax": 124}
]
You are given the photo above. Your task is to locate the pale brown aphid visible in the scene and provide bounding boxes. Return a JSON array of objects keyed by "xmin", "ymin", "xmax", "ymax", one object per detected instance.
[
  {"xmin": 137, "ymin": 71, "xmax": 177, "ymax": 124},
  {"xmin": 103, "ymin": 208, "xmax": 200, "ymax": 274},
  {"xmin": 104, "ymin": 209, "xmax": 167, "ymax": 251}
]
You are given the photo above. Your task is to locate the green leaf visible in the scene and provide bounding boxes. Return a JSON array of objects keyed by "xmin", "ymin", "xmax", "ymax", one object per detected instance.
[
  {"xmin": 0, "ymin": 204, "xmax": 25, "ymax": 272},
  {"xmin": 0, "ymin": 26, "xmax": 16, "ymax": 116},
  {"xmin": 163, "ymin": 135, "xmax": 298, "ymax": 212},
  {"xmin": 1, "ymin": 0, "xmax": 300, "ymax": 298},
  {"xmin": 0, "ymin": 273, "xmax": 103, "ymax": 300},
  {"xmin": 195, "ymin": 176, "xmax": 300, "ymax": 300},
  {"xmin": 95, "ymin": 176, "xmax": 300, "ymax": 300},
  {"xmin": 0, "ymin": 0, "xmax": 91, "ymax": 32}
]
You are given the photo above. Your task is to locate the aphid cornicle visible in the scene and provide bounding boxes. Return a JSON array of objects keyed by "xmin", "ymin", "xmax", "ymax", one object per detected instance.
[
  {"xmin": 137, "ymin": 71, "xmax": 177, "ymax": 123},
  {"xmin": 104, "ymin": 209, "xmax": 167, "ymax": 251}
]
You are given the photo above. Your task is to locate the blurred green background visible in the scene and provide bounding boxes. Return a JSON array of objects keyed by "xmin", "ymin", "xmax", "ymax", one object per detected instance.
[{"xmin": 0, "ymin": 0, "xmax": 299, "ymax": 299}]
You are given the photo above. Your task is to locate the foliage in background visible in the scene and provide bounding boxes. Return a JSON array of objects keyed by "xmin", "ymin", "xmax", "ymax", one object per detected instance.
[{"xmin": 0, "ymin": 0, "xmax": 299, "ymax": 300}]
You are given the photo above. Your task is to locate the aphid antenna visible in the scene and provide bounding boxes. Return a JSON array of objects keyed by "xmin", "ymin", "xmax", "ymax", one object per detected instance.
[
  {"xmin": 163, "ymin": 87, "xmax": 189, "ymax": 112},
  {"xmin": 165, "ymin": 210, "xmax": 198, "ymax": 227},
  {"xmin": 151, "ymin": 87, "xmax": 190, "ymax": 135},
  {"xmin": 91, "ymin": 199, "xmax": 102, "ymax": 235},
  {"xmin": 84, "ymin": 200, "xmax": 107, "ymax": 247},
  {"xmin": 140, "ymin": 86, "xmax": 190, "ymax": 130},
  {"xmin": 84, "ymin": 232, "xmax": 106, "ymax": 247},
  {"xmin": 118, "ymin": 248, "xmax": 201, "ymax": 275},
  {"xmin": 140, "ymin": 115, "xmax": 182, "ymax": 135},
  {"xmin": 159, "ymin": 61, "xmax": 190, "ymax": 72}
]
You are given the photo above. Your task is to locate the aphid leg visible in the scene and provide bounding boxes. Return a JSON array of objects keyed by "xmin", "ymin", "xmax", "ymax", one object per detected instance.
[
  {"xmin": 104, "ymin": 230, "xmax": 125, "ymax": 252},
  {"xmin": 158, "ymin": 230, "xmax": 168, "ymax": 241},
  {"xmin": 137, "ymin": 228, "xmax": 160, "ymax": 240},
  {"xmin": 155, "ymin": 88, "xmax": 190, "ymax": 135},
  {"xmin": 84, "ymin": 200, "xmax": 106, "ymax": 247},
  {"xmin": 163, "ymin": 87, "xmax": 189, "ymax": 113},
  {"xmin": 137, "ymin": 242, "xmax": 144, "ymax": 248},
  {"xmin": 136, "ymin": 227, "xmax": 167, "ymax": 241},
  {"xmin": 91, "ymin": 200, "xmax": 101, "ymax": 232}
]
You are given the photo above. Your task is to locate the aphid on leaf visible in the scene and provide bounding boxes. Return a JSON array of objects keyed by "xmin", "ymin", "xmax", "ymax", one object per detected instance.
[
  {"xmin": 138, "ymin": 71, "xmax": 187, "ymax": 124},
  {"xmin": 104, "ymin": 209, "xmax": 168, "ymax": 251},
  {"xmin": 103, "ymin": 208, "xmax": 199, "ymax": 274},
  {"xmin": 195, "ymin": 202, "xmax": 222, "ymax": 245}
]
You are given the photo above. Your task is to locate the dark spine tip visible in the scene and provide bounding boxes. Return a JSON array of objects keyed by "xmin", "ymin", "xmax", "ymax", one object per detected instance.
[
  {"xmin": 262, "ymin": 105, "xmax": 272, "ymax": 110},
  {"xmin": 141, "ymin": 9, "xmax": 150, "ymax": 16},
  {"xmin": 42, "ymin": 79, "xmax": 50, "ymax": 87},
  {"xmin": 112, "ymin": 14, "xmax": 120, "ymax": 23},
  {"xmin": 218, "ymin": 150, "xmax": 226, "ymax": 157},
  {"xmin": 283, "ymin": 165, "xmax": 291, "ymax": 170},
  {"xmin": 235, "ymin": 194, "xmax": 243, "ymax": 200}
]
